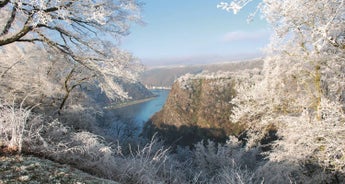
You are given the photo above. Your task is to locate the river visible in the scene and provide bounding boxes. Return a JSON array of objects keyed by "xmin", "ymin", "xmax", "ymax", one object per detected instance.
[{"xmin": 111, "ymin": 89, "xmax": 170, "ymax": 128}]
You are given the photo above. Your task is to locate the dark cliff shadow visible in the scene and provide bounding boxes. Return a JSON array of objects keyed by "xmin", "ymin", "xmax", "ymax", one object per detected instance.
[
  {"xmin": 251, "ymin": 159, "xmax": 345, "ymax": 184},
  {"xmin": 142, "ymin": 121, "xmax": 345, "ymax": 183},
  {"xmin": 142, "ymin": 120, "xmax": 229, "ymax": 147}
]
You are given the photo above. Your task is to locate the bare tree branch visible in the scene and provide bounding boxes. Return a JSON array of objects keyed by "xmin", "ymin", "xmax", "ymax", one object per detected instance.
[
  {"xmin": 0, "ymin": 25, "xmax": 32, "ymax": 46},
  {"xmin": 0, "ymin": 3, "xmax": 17, "ymax": 36},
  {"xmin": 0, "ymin": 0, "xmax": 143, "ymax": 99},
  {"xmin": 0, "ymin": 58, "xmax": 22, "ymax": 78},
  {"xmin": 0, "ymin": 0, "xmax": 10, "ymax": 8},
  {"xmin": 17, "ymin": 38, "xmax": 44, "ymax": 42},
  {"xmin": 0, "ymin": 14, "xmax": 34, "ymax": 46}
]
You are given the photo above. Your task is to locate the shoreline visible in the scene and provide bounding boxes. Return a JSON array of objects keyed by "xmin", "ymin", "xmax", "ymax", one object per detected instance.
[{"xmin": 105, "ymin": 96, "xmax": 158, "ymax": 110}]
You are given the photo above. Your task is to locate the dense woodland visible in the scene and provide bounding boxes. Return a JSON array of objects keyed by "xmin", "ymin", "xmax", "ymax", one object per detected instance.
[{"xmin": 0, "ymin": 0, "xmax": 344, "ymax": 183}]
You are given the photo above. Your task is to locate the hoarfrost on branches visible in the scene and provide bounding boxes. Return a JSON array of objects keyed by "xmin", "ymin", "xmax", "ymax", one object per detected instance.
[
  {"xmin": 217, "ymin": 1, "xmax": 252, "ymax": 14},
  {"xmin": 219, "ymin": 0, "xmax": 345, "ymax": 176},
  {"xmin": 0, "ymin": 0, "xmax": 143, "ymax": 99}
]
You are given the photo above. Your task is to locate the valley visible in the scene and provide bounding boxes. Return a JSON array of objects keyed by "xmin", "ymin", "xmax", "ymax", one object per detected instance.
[{"xmin": 1, "ymin": 1, "xmax": 344, "ymax": 183}]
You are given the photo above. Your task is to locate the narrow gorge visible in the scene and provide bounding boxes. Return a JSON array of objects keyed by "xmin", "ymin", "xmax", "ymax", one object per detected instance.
[{"xmin": 144, "ymin": 73, "xmax": 245, "ymax": 146}]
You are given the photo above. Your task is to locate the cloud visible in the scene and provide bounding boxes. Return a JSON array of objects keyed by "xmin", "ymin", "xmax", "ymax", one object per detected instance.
[{"xmin": 221, "ymin": 29, "xmax": 271, "ymax": 42}]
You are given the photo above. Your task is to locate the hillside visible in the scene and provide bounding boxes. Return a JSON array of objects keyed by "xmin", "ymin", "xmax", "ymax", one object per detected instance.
[
  {"xmin": 143, "ymin": 67, "xmax": 345, "ymax": 183},
  {"xmin": 0, "ymin": 154, "xmax": 118, "ymax": 184},
  {"xmin": 85, "ymin": 78, "xmax": 155, "ymax": 105},
  {"xmin": 143, "ymin": 71, "xmax": 257, "ymax": 146},
  {"xmin": 140, "ymin": 59, "xmax": 263, "ymax": 88}
]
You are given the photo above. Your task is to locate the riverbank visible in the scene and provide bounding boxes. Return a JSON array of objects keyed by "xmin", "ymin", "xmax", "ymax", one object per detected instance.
[
  {"xmin": 105, "ymin": 95, "xmax": 158, "ymax": 110},
  {"xmin": 101, "ymin": 90, "xmax": 170, "ymax": 131}
]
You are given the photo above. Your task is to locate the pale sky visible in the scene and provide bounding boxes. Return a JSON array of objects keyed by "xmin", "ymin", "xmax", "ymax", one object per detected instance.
[{"xmin": 122, "ymin": 0, "xmax": 270, "ymax": 66}]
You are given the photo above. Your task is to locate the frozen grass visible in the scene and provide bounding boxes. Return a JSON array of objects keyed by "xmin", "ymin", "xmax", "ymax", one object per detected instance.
[{"xmin": 1, "ymin": 99, "xmax": 344, "ymax": 183}]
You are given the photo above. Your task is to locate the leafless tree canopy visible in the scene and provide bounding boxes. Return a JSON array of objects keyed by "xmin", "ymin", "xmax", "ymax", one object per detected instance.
[
  {"xmin": 0, "ymin": 0, "xmax": 144, "ymax": 100},
  {"xmin": 0, "ymin": 0, "xmax": 141, "ymax": 62}
]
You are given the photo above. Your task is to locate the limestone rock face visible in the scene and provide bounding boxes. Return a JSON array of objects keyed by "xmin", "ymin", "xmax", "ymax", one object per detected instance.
[{"xmin": 144, "ymin": 73, "xmax": 245, "ymax": 146}]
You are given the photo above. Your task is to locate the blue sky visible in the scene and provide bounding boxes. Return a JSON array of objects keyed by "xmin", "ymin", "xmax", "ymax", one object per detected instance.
[{"xmin": 122, "ymin": 0, "xmax": 270, "ymax": 66}]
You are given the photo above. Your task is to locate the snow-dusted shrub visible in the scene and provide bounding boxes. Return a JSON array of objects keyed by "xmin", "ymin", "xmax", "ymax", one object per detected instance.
[
  {"xmin": 114, "ymin": 135, "xmax": 188, "ymax": 184},
  {"xmin": 0, "ymin": 100, "xmax": 179, "ymax": 182},
  {"xmin": 38, "ymin": 124, "xmax": 180, "ymax": 183},
  {"xmin": 101, "ymin": 117, "xmax": 141, "ymax": 150},
  {"xmin": 217, "ymin": 164, "xmax": 255, "ymax": 184},
  {"xmin": 0, "ymin": 101, "xmax": 41, "ymax": 153},
  {"xmin": 190, "ymin": 137, "xmax": 258, "ymax": 183},
  {"xmin": 268, "ymin": 98, "xmax": 345, "ymax": 175},
  {"xmin": 58, "ymin": 104, "xmax": 101, "ymax": 131}
]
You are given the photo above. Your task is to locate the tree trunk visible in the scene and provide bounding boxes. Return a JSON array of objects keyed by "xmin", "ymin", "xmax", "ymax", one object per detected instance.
[
  {"xmin": 58, "ymin": 90, "xmax": 70, "ymax": 114},
  {"xmin": 314, "ymin": 64, "xmax": 322, "ymax": 121}
]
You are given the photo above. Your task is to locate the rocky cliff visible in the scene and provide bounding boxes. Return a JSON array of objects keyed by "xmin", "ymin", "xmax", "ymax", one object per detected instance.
[{"xmin": 144, "ymin": 72, "xmax": 245, "ymax": 146}]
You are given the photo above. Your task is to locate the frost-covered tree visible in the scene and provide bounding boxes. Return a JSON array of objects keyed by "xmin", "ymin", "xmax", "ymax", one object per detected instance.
[
  {"xmin": 0, "ymin": 0, "xmax": 143, "ymax": 99},
  {"xmin": 219, "ymin": 0, "xmax": 345, "ymax": 118},
  {"xmin": 219, "ymin": 0, "xmax": 345, "ymax": 182},
  {"xmin": 0, "ymin": 44, "xmax": 98, "ymax": 130}
]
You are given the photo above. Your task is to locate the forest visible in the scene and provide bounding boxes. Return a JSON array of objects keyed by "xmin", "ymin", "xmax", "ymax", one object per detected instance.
[{"xmin": 0, "ymin": 0, "xmax": 344, "ymax": 183}]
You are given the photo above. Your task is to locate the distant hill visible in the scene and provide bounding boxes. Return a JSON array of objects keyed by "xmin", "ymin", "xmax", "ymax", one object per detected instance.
[
  {"xmin": 86, "ymin": 78, "xmax": 155, "ymax": 105},
  {"xmin": 139, "ymin": 59, "xmax": 263, "ymax": 88}
]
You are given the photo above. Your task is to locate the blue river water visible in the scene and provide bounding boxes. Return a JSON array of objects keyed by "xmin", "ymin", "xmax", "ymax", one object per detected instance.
[{"xmin": 112, "ymin": 90, "xmax": 170, "ymax": 127}]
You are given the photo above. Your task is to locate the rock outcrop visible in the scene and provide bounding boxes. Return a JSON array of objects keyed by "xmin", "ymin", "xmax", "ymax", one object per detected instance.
[{"xmin": 144, "ymin": 72, "xmax": 245, "ymax": 146}]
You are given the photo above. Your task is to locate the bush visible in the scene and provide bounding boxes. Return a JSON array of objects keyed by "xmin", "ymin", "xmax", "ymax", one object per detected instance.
[
  {"xmin": 0, "ymin": 103, "xmax": 181, "ymax": 182},
  {"xmin": 0, "ymin": 101, "xmax": 41, "ymax": 153},
  {"xmin": 190, "ymin": 138, "xmax": 257, "ymax": 183}
]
